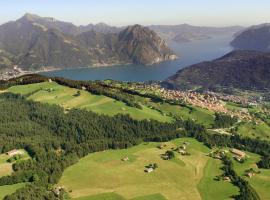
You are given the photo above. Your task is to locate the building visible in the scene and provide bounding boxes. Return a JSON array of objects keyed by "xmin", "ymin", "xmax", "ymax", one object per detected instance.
[
  {"xmin": 121, "ymin": 157, "xmax": 129, "ymax": 162},
  {"xmin": 6, "ymin": 149, "xmax": 24, "ymax": 157},
  {"xmin": 230, "ymin": 148, "xmax": 246, "ymax": 158}
]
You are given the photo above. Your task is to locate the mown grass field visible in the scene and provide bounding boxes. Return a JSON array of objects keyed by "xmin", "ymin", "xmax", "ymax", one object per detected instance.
[
  {"xmin": 6, "ymin": 82, "xmax": 172, "ymax": 122},
  {"xmin": 0, "ymin": 183, "xmax": 25, "ymax": 200},
  {"xmin": 59, "ymin": 138, "xmax": 239, "ymax": 200}
]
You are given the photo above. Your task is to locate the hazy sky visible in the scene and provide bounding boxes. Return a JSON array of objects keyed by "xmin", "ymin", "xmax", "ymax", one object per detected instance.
[{"xmin": 1, "ymin": 0, "xmax": 270, "ymax": 27}]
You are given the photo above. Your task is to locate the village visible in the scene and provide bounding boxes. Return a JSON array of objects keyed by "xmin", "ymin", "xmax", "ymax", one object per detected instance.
[
  {"xmin": 123, "ymin": 82, "xmax": 264, "ymax": 121},
  {"xmin": 0, "ymin": 66, "xmax": 30, "ymax": 81}
]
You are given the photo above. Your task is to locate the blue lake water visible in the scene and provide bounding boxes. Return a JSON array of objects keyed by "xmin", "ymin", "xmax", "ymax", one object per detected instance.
[{"xmin": 41, "ymin": 36, "xmax": 233, "ymax": 82}]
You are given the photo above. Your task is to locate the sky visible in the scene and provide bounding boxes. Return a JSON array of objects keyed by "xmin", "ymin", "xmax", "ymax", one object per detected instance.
[{"xmin": 1, "ymin": 0, "xmax": 270, "ymax": 27}]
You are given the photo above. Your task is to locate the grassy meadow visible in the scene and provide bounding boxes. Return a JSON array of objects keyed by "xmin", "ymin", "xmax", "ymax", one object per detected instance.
[
  {"xmin": 6, "ymin": 82, "xmax": 172, "ymax": 122},
  {"xmin": 59, "ymin": 138, "xmax": 239, "ymax": 200}
]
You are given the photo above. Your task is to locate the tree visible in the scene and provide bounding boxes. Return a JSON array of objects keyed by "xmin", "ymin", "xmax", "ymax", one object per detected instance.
[{"xmin": 165, "ymin": 150, "xmax": 175, "ymax": 160}]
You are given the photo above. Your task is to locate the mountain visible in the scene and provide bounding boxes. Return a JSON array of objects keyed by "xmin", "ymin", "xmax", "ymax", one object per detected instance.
[
  {"xmin": 0, "ymin": 14, "xmax": 176, "ymax": 70},
  {"xmin": 79, "ymin": 22, "xmax": 124, "ymax": 34},
  {"xmin": 149, "ymin": 24, "xmax": 244, "ymax": 42},
  {"xmin": 115, "ymin": 25, "xmax": 177, "ymax": 64},
  {"xmin": 231, "ymin": 23, "xmax": 270, "ymax": 51},
  {"xmin": 163, "ymin": 50, "xmax": 270, "ymax": 91}
]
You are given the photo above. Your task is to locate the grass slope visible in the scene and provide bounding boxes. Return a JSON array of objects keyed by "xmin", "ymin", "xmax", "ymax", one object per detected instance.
[
  {"xmin": 198, "ymin": 159, "xmax": 238, "ymax": 200},
  {"xmin": 0, "ymin": 183, "xmax": 25, "ymax": 200},
  {"xmin": 59, "ymin": 138, "xmax": 238, "ymax": 200},
  {"xmin": 7, "ymin": 82, "xmax": 172, "ymax": 122}
]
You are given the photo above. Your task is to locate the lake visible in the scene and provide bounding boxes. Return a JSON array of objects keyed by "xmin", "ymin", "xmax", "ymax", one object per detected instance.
[{"xmin": 41, "ymin": 35, "xmax": 233, "ymax": 82}]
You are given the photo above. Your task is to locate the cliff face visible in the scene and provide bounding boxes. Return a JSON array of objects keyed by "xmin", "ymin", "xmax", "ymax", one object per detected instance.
[
  {"xmin": 0, "ymin": 14, "xmax": 176, "ymax": 70},
  {"xmin": 231, "ymin": 24, "xmax": 270, "ymax": 51},
  {"xmin": 163, "ymin": 50, "xmax": 270, "ymax": 91}
]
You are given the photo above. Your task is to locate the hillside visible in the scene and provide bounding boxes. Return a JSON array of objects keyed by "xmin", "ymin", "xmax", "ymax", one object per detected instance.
[
  {"xmin": 0, "ymin": 74, "xmax": 270, "ymax": 199},
  {"xmin": 231, "ymin": 23, "xmax": 270, "ymax": 51},
  {"xmin": 163, "ymin": 50, "xmax": 270, "ymax": 91},
  {"xmin": 0, "ymin": 14, "xmax": 176, "ymax": 70}
]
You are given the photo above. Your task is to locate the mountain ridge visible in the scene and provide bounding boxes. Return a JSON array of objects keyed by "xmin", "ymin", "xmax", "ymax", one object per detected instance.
[
  {"xmin": 231, "ymin": 23, "xmax": 270, "ymax": 51},
  {"xmin": 163, "ymin": 50, "xmax": 270, "ymax": 91},
  {"xmin": 0, "ymin": 14, "xmax": 176, "ymax": 70}
]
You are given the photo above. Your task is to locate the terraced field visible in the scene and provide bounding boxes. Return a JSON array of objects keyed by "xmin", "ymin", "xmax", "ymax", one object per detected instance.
[
  {"xmin": 59, "ymin": 138, "xmax": 239, "ymax": 200},
  {"xmin": 6, "ymin": 82, "xmax": 172, "ymax": 122}
]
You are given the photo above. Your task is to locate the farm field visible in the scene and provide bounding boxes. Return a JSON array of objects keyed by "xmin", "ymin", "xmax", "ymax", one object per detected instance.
[
  {"xmin": 6, "ymin": 82, "xmax": 172, "ymax": 122},
  {"xmin": 59, "ymin": 138, "xmax": 239, "ymax": 200}
]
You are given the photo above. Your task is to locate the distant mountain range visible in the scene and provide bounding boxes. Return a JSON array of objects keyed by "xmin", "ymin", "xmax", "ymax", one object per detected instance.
[
  {"xmin": 0, "ymin": 13, "xmax": 176, "ymax": 71},
  {"xmin": 163, "ymin": 50, "xmax": 270, "ymax": 91},
  {"xmin": 148, "ymin": 24, "xmax": 243, "ymax": 43},
  {"xmin": 231, "ymin": 23, "xmax": 270, "ymax": 52}
]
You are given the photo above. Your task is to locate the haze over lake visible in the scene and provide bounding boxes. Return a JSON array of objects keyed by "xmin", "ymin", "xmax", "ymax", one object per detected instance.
[{"xmin": 41, "ymin": 35, "xmax": 233, "ymax": 82}]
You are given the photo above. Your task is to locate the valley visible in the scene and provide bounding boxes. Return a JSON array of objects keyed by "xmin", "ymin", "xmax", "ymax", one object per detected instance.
[{"xmin": 0, "ymin": 75, "xmax": 269, "ymax": 199}]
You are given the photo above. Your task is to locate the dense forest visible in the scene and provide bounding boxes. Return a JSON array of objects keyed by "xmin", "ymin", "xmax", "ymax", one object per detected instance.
[{"xmin": 0, "ymin": 75, "xmax": 270, "ymax": 199}]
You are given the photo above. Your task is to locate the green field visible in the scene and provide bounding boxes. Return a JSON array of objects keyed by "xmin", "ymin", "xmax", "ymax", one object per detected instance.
[
  {"xmin": 230, "ymin": 151, "xmax": 270, "ymax": 200},
  {"xmin": 0, "ymin": 183, "xmax": 25, "ymax": 200},
  {"xmin": 59, "ymin": 138, "xmax": 238, "ymax": 200},
  {"xmin": 7, "ymin": 82, "xmax": 172, "ymax": 122},
  {"xmin": 135, "ymin": 96, "xmax": 215, "ymax": 128},
  {"xmin": 237, "ymin": 122, "xmax": 270, "ymax": 141},
  {"xmin": 198, "ymin": 159, "xmax": 238, "ymax": 200}
]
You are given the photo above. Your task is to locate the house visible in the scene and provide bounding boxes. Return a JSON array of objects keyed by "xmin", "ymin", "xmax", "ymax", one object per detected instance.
[
  {"xmin": 121, "ymin": 157, "xmax": 129, "ymax": 162},
  {"xmin": 223, "ymin": 176, "xmax": 231, "ymax": 181},
  {"xmin": 145, "ymin": 167, "xmax": 154, "ymax": 173},
  {"xmin": 48, "ymin": 79, "xmax": 52, "ymax": 83},
  {"xmin": 246, "ymin": 172, "xmax": 255, "ymax": 178},
  {"xmin": 178, "ymin": 149, "xmax": 186, "ymax": 155},
  {"xmin": 230, "ymin": 148, "xmax": 246, "ymax": 158},
  {"xmin": 82, "ymin": 86, "xmax": 86, "ymax": 90},
  {"xmin": 6, "ymin": 149, "xmax": 24, "ymax": 157}
]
